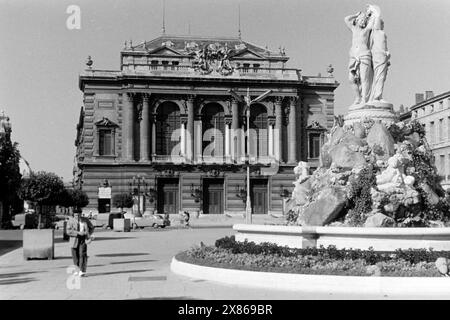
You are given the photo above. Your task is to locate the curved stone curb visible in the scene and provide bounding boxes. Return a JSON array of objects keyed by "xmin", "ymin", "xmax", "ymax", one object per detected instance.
[{"xmin": 171, "ymin": 256, "xmax": 450, "ymax": 297}]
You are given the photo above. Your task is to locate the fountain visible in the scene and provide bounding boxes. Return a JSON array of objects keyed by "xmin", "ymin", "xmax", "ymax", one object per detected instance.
[{"xmin": 234, "ymin": 5, "xmax": 450, "ymax": 251}]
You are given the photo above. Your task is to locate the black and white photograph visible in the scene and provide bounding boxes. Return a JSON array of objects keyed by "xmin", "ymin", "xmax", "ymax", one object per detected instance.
[{"xmin": 0, "ymin": 0, "xmax": 450, "ymax": 305}]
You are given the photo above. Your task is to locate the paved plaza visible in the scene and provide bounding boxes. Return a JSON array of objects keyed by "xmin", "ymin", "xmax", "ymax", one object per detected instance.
[{"xmin": 0, "ymin": 215, "xmax": 444, "ymax": 300}]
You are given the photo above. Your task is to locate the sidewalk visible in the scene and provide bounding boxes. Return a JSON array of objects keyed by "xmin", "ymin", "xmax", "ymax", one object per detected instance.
[{"xmin": 171, "ymin": 213, "xmax": 287, "ymax": 228}]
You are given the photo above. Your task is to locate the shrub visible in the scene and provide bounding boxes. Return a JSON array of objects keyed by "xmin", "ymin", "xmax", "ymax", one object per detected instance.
[
  {"xmin": 180, "ymin": 245, "xmax": 442, "ymax": 277},
  {"xmin": 214, "ymin": 236, "xmax": 450, "ymax": 265},
  {"xmin": 345, "ymin": 166, "xmax": 376, "ymax": 226}
]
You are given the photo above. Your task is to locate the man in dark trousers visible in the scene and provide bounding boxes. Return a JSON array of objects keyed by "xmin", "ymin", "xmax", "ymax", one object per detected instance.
[{"xmin": 67, "ymin": 211, "xmax": 94, "ymax": 277}]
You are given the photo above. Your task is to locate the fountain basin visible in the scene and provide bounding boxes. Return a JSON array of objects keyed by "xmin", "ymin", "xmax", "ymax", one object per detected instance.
[{"xmin": 233, "ymin": 224, "xmax": 450, "ymax": 251}]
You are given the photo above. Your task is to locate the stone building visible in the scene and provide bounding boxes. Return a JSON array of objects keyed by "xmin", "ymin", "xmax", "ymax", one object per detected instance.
[
  {"xmin": 74, "ymin": 34, "xmax": 339, "ymax": 216},
  {"xmin": 400, "ymin": 90, "xmax": 450, "ymax": 190}
]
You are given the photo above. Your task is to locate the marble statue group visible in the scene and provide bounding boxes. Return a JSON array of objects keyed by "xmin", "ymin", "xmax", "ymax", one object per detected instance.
[{"xmin": 345, "ymin": 4, "xmax": 390, "ymax": 107}]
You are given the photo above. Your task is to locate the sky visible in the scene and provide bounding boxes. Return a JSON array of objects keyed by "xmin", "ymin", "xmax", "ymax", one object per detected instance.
[{"xmin": 0, "ymin": 0, "xmax": 449, "ymax": 182}]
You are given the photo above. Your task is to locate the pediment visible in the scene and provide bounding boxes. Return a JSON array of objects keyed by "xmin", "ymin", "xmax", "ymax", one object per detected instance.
[
  {"xmin": 149, "ymin": 46, "xmax": 183, "ymax": 56},
  {"xmin": 95, "ymin": 117, "xmax": 118, "ymax": 127},
  {"xmin": 231, "ymin": 49, "xmax": 265, "ymax": 59},
  {"xmin": 306, "ymin": 121, "xmax": 327, "ymax": 131}
]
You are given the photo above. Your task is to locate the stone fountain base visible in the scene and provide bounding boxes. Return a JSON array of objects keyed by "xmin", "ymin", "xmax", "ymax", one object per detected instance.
[
  {"xmin": 344, "ymin": 100, "xmax": 396, "ymax": 126},
  {"xmin": 233, "ymin": 224, "xmax": 450, "ymax": 251}
]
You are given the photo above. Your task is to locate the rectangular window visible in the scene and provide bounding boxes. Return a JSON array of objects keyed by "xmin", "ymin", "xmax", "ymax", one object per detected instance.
[
  {"xmin": 439, "ymin": 119, "xmax": 444, "ymax": 142},
  {"xmin": 440, "ymin": 155, "xmax": 445, "ymax": 178},
  {"xmin": 309, "ymin": 133, "xmax": 321, "ymax": 159},
  {"xmin": 243, "ymin": 63, "xmax": 250, "ymax": 73},
  {"xmin": 448, "ymin": 117, "xmax": 450, "ymax": 140},
  {"xmin": 429, "ymin": 121, "xmax": 435, "ymax": 143},
  {"xmin": 99, "ymin": 129, "xmax": 113, "ymax": 156},
  {"xmin": 150, "ymin": 60, "xmax": 158, "ymax": 70},
  {"xmin": 447, "ymin": 153, "xmax": 450, "ymax": 180}
]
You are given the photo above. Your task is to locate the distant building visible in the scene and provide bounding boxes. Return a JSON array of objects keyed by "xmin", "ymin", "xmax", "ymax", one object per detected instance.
[
  {"xmin": 74, "ymin": 34, "xmax": 339, "ymax": 216},
  {"xmin": 400, "ymin": 90, "xmax": 450, "ymax": 190}
]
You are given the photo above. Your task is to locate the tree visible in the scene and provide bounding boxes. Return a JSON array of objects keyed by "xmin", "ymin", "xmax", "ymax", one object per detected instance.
[
  {"xmin": 0, "ymin": 134, "xmax": 22, "ymax": 228},
  {"xmin": 18, "ymin": 171, "xmax": 65, "ymax": 229},
  {"xmin": 59, "ymin": 188, "xmax": 89, "ymax": 213},
  {"xmin": 69, "ymin": 189, "xmax": 89, "ymax": 213},
  {"xmin": 112, "ymin": 193, "xmax": 133, "ymax": 213}
]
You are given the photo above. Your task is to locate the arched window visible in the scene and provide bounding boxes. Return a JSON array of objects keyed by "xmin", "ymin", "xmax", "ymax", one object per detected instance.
[
  {"xmin": 155, "ymin": 102, "xmax": 180, "ymax": 156},
  {"xmin": 249, "ymin": 104, "xmax": 268, "ymax": 158},
  {"xmin": 202, "ymin": 103, "xmax": 225, "ymax": 157}
]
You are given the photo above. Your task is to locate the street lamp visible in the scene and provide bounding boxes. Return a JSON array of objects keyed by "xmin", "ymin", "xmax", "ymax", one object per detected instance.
[
  {"xmin": 228, "ymin": 88, "xmax": 272, "ymax": 224},
  {"xmin": 129, "ymin": 175, "xmax": 148, "ymax": 217}
]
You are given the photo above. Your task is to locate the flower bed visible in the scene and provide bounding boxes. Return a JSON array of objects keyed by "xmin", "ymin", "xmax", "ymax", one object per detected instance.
[{"xmin": 176, "ymin": 236, "xmax": 449, "ymax": 277}]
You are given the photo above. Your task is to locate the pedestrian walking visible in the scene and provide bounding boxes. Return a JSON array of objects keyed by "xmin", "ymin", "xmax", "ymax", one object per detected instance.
[
  {"xmin": 67, "ymin": 211, "xmax": 94, "ymax": 277},
  {"xmin": 183, "ymin": 211, "xmax": 190, "ymax": 228}
]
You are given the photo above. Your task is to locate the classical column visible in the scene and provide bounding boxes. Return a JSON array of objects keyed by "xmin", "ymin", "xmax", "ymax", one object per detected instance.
[
  {"xmin": 231, "ymin": 98, "xmax": 240, "ymax": 162},
  {"xmin": 151, "ymin": 114, "xmax": 156, "ymax": 158},
  {"xmin": 288, "ymin": 97, "xmax": 297, "ymax": 163},
  {"xmin": 185, "ymin": 96, "xmax": 195, "ymax": 162},
  {"xmin": 180, "ymin": 116, "xmax": 187, "ymax": 158},
  {"xmin": 195, "ymin": 117, "xmax": 202, "ymax": 162},
  {"xmin": 140, "ymin": 94, "xmax": 150, "ymax": 161},
  {"xmin": 274, "ymin": 97, "xmax": 283, "ymax": 161},
  {"xmin": 268, "ymin": 118, "xmax": 275, "ymax": 157},
  {"xmin": 122, "ymin": 92, "xmax": 134, "ymax": 161},
  {"xmin": 225, "ymin": 117, "xmax": 232, "ymax": 162}
]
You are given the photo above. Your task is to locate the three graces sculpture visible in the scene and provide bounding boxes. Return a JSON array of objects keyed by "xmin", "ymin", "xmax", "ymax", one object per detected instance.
[{"xmin": 345, "ymin": 5, "xmax": 390, "ymax": 109}]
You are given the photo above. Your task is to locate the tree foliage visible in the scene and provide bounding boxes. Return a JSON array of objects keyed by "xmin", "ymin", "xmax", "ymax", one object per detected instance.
[
  {"xmin": 18, "ymin": 171, "xmax": 65, "ymax": 228},
  {"xmin": 112, "ymin": 193, "xmax": 133, "ymax": 211},
  {"xmin": 59, "ymin": 188, "xmax": 89, "ymax": 212},
  {"xmin": 0, "ymin": 135, "xmax": 22, "ymax": 227}
]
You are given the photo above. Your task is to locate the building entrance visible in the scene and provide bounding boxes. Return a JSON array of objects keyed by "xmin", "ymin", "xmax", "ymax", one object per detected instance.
[
  {"xmin": 202, "ymin": 178, "xmax": 224, "ymax": 214},
  {"xmin": 251, "ymin": 179, "xmax": 268, "ymax": 214},
  {"xmin": 98, "ymin": 199, "xmax": 111, "ymax": 213},
  {"xmin": 157, "ymin": 178, "xmax": 179, "ymax": 214}
]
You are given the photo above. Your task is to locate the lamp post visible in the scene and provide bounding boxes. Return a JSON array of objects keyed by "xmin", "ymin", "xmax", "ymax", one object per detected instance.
[
  {"xmin": 228, "ymin": 88, "xmax": 272, "ymax": 224},
  {"xmin": 129, "ymin": 175, "xmax": 148, "ymax": 217}
]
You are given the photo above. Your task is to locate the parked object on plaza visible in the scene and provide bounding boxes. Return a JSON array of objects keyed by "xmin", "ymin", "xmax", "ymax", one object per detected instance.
[
  {"xmin": 19, "ymin": 172, "xmax": 63, "ymax": 260},
  {"xmin": 108, "ymin": 212, "xmax": 124, "ymax": 229},
  {"xmin": 52, "ymin": 214, "xmax": 70, "ymax": 240},
  {"xmin": 91, "ymin": 213, "xmax": 110, "ymax": 228},
  {"xmin": 130, "ymin": 213, "xmax": 170, "ymax": 229},
  {"xmin": 11, "ymin": 212, "xmax": 38, "ymax": 229},
  {"xmin": 23, "ymin": 228, "xmax": 54, "ymax": 260},
  {"xmin": 52, "ymin": 214, "xmax": 69, "ymax": 229},
  {"xmin": 113, "ymin": 218, "xmax": 131, "ymax": 232}
]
